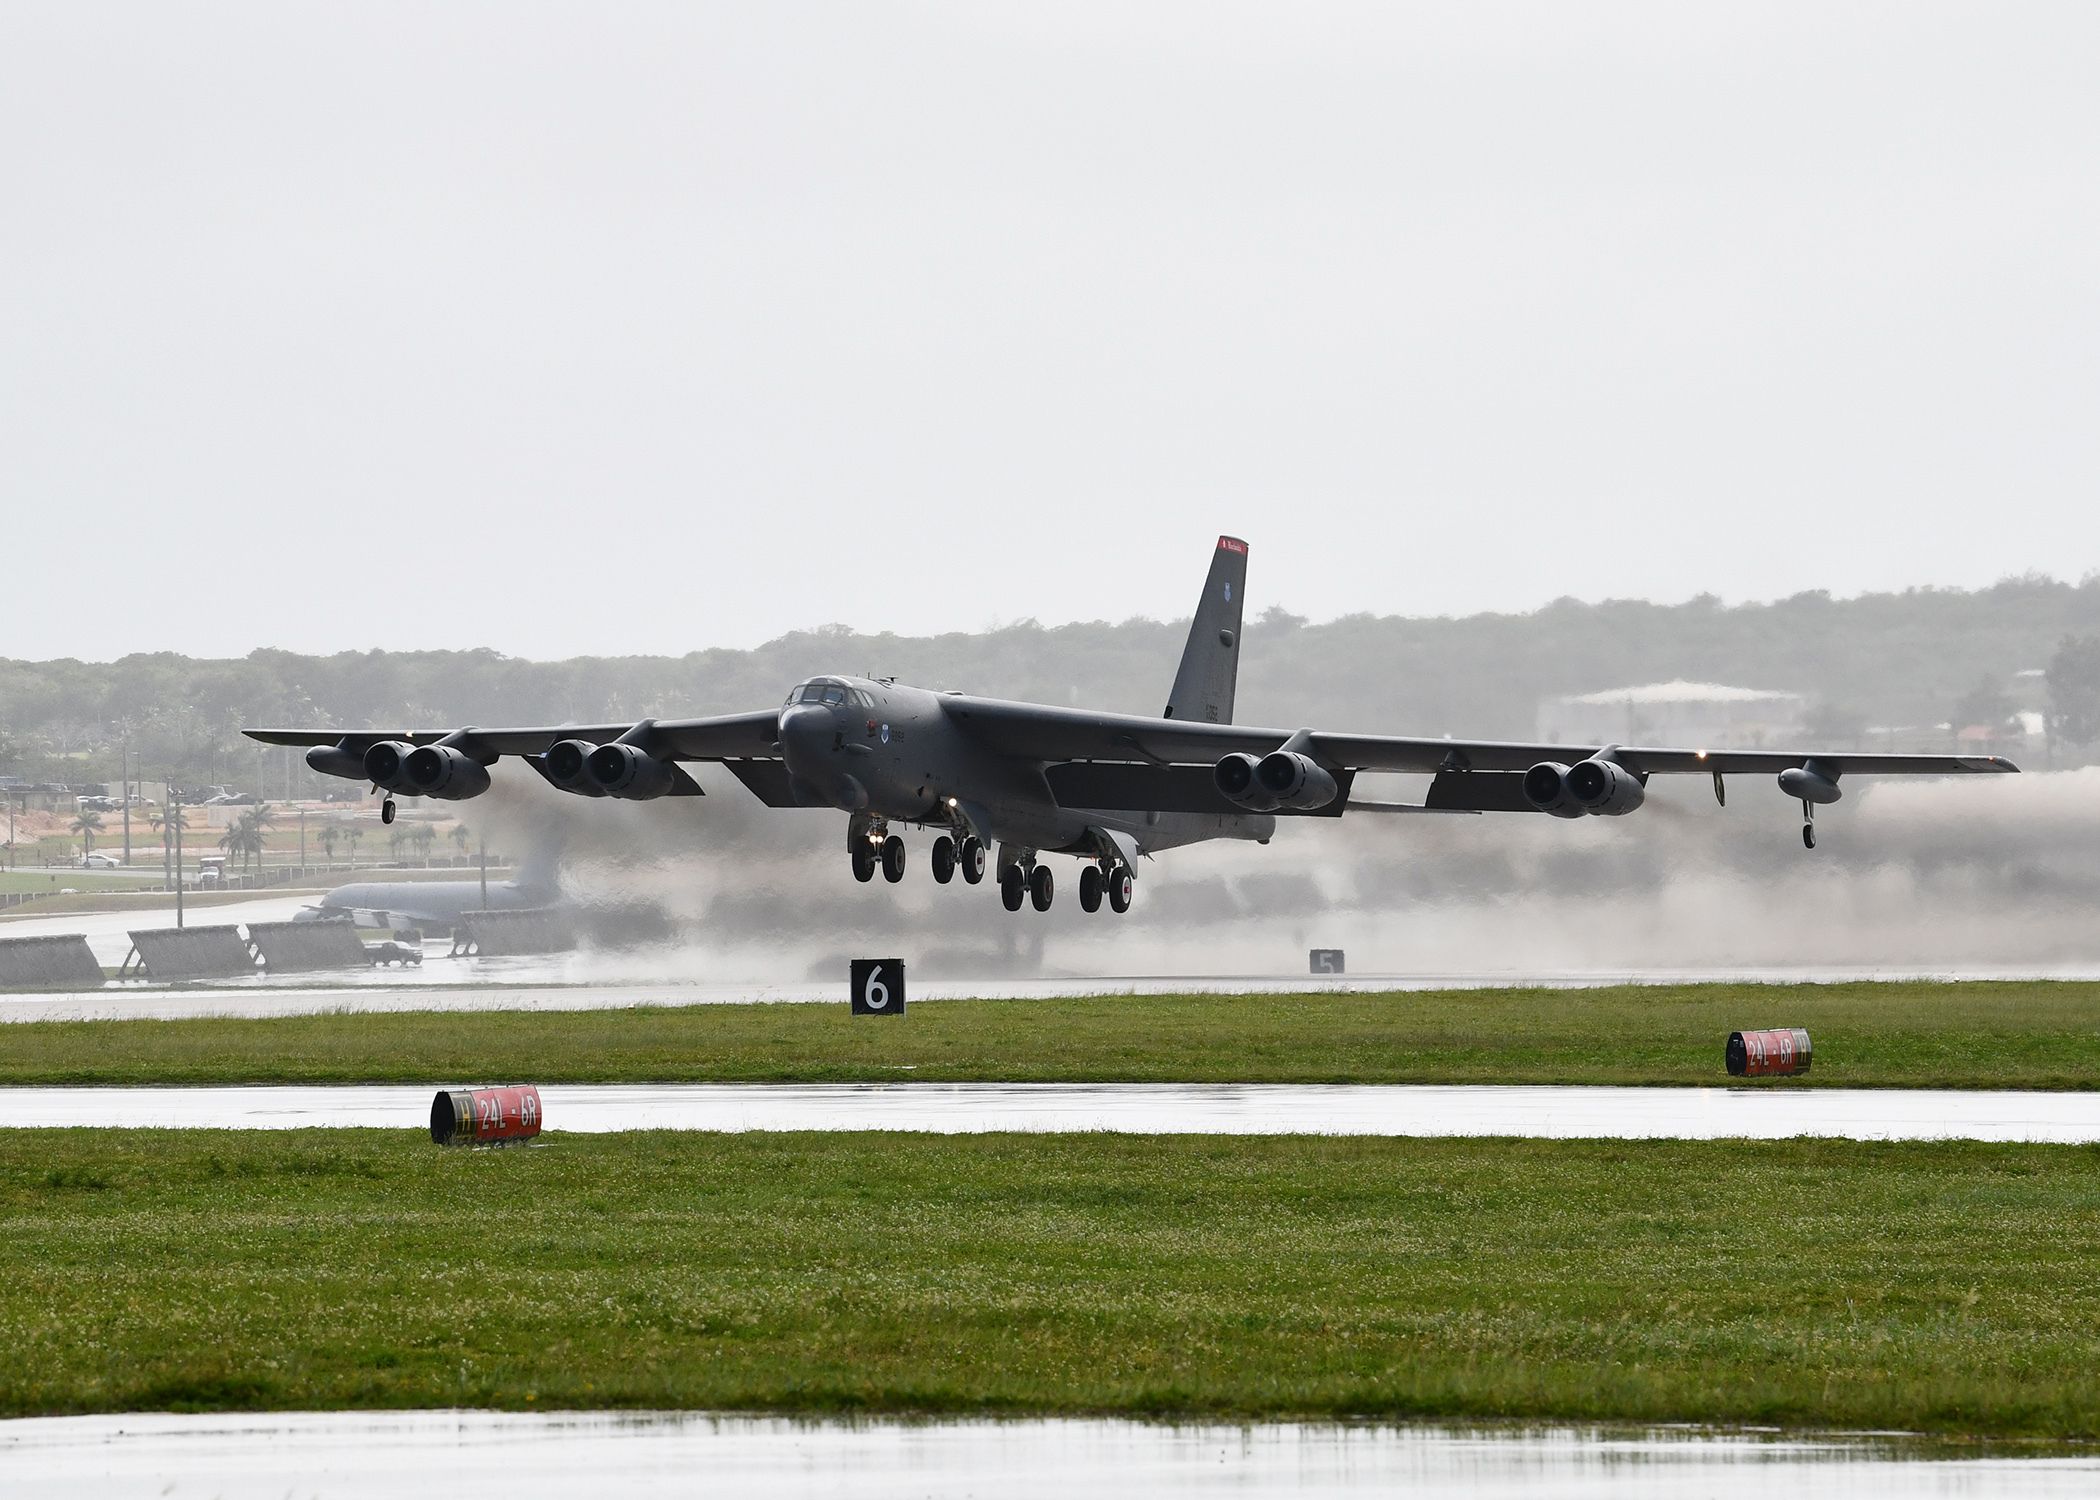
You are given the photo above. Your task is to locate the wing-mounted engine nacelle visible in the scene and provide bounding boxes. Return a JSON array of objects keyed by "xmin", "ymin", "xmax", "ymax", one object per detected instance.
[
  {"xmin": 585, "ymin": 742, "xmax": 676, "ymax": 800},
  {"xmin": 1255, "ymin": 750, "xmax": 1339, "ymax": 811},
  {"xmin": 1521, "ymin": 762, "xmax": 1586, "ymax": 818},
  {"xmin": 541, "ymin": 739, "xmax": 608, "ymax": 797},
  {"xmin": 1213, "ymin": 752, "xmax": 1281, "ymax": 812},
  {"xmin": 361, "ymin": 741, "xmax": 423, "ymax": 795},
  {"xmin": 1565, "ymin": 756, "xmax": 1646, "ymax": 816},
  {"xmin": 403, "ymin": 745, "xmax": 492, "ymax": 801}
]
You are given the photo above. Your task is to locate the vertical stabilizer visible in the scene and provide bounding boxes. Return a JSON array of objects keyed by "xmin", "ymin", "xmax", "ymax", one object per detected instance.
[{"xmin": 1165, "ymin": 536, "xmax": 1248, "ymax": 724}]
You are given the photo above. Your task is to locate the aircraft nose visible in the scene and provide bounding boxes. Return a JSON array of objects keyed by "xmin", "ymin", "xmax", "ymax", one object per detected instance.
[{"xmin": 777, "ymin": 704, "xmax": 835, "ymax": 770}]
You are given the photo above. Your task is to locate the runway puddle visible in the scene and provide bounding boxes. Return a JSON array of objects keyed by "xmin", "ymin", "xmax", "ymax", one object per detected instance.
[
  {"xmin": 0, "ymin": 1412, "xmax": 2092, "ymax": 1498},
  {"xmin": 0, "ymin": 1081, "xmax": 2094, "ymax": 1141}
]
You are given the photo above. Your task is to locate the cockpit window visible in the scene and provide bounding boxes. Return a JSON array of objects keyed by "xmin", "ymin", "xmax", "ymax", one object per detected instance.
[{"xmin": 787, "ymin": 682, "xmax": 853, "ymax": 706}]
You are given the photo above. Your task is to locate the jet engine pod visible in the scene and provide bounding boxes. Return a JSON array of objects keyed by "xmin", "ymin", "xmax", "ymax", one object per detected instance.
[
  {"xmin": 585, "ymin": 742, "xmax": 676, "ymax": 800},
  {"xmin": 1521, "ymin": 761, "xmax": 1586, "ymax": 819},
  {"xmin": 305, "ymin": 745, "xmax": 366, "ymax": 782},
  {"xmin": 540, "ymin": 739, "xmax": 606, "ymax": 797},
  {"xmin": 1565, "ymin": 757, "xmax": 1645, "ymax": 816},
  {"xmin": 403, "ymin": 745, "xmax": 492, "ymax": 801},
  {"xmin": 362, "ymin": 740, "xmax": 422, "ymax": 794},
  {"xmin": 1255, "ymin": 750, "xmax": 1339, "ymax": 810},
  {"xmin": 1213, "ymin": 752, "xmax": 1280, "ymax": 811}
]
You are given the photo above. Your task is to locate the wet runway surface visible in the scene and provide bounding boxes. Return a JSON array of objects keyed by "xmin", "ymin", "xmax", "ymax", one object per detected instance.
[
  {"xmin": 3, "ymin": 1413, "xmax": 2093, "ymax": 1498},
  {"xmin": 2, "ymin": 1081, "xmax": 2093, "ymax": 1140},
  {"xmin": 9, "ymin": 963, "xmax": 2100, "ymax": 1024}
]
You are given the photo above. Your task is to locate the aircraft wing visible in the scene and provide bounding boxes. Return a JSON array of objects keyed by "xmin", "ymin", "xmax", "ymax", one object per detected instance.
[
  {"xmin": 245, "ymin": 710, "xmax": 782, "ymax": 761},
  {"xmin": 940, "ymin": 695, "xmax": 2017, "ymax": 778}
]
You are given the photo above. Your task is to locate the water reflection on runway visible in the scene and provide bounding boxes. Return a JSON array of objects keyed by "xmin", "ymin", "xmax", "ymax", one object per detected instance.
[
  {"xmin": 0, "ymin": 1412, "xmax": 2092, "ymax": 1499},
  {"xmin": 0, "ymin": 1081, "xmax": 2094, "ymax": 1141}
]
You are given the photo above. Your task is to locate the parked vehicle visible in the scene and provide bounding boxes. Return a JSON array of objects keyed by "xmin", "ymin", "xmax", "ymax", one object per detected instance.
[{"xmin": 78, "ymin": 852, "xmax": 125, "ymax": 869}]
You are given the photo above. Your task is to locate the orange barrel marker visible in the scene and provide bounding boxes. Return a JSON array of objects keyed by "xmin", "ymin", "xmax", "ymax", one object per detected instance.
[
  {"xmin": 430, "ymin": 1085, "xmax": 544, "ymax": 1145},
  {"xmin": 1725, "ymin": 1028, "xmax": 1813, "ymax": 1078}
]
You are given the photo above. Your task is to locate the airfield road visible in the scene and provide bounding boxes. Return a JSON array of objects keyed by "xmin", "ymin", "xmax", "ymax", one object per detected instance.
[
  {"xmin": 4, "ymin": 983, "xmax": 2096, "ymax": 1090},
  {"xmin": 4, "ymin": 1130, "xmax": 2098, "ymax": 1436},
  {"xmin": 12, "ymin": 1412, "xmax": 2100, "ymax": 1499},
  {"xmin": 2, "ymin": 1081, "xmax": 2097, "ymax": 1142}
]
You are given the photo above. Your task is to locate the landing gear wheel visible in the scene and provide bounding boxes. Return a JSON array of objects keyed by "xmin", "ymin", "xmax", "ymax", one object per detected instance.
[
  {"xmin": 1107, "ymin": 867, "xmax": 1133, "ymax": 914},
  {"xmin": 881, "ymin": 835, "xmax": 907, "ymax": 883},
  {"xmin": 1803, "ymin": 822, "xmax": 1816, "ymax": 850},
  {"xmin": 1029, "ymin": 864, "xmax": 1055, "ymax": 912},
  {"xmin": 959, "ymin": 837, "xmax": 986, "ymax": 884},
  {"xmin": 931, "ymin": 836, "xmax": 956, "ymax": 884},
  {"xmin": 1000, "ymin": 866, "xmax": 1026, "ymax": 911},
  {"xmin": 380, "ymin": 798, "xmax": 397, "ymax": 826},
  {"xmin": 851, "ymin": 844, "xmax": 877, "ymax": 882},
  {"xmin": 1078, "ymin": 865, "xmax": 1104, "ymax": 912}
]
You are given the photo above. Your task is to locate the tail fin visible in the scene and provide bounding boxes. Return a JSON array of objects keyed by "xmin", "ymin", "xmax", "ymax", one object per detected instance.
[{"xmin": 1164, "ymin": 536, "xmax": 1248, "ymax": 724}]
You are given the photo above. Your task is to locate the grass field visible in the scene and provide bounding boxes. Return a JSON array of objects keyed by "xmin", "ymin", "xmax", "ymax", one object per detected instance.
[
  {"xmin": 4, "ymin": 982, "xmax": 2096, "ymax": 1089},
  {"xmin": 2, "ymin": 1129, "xmax": 2097, "ymax": 1433}
]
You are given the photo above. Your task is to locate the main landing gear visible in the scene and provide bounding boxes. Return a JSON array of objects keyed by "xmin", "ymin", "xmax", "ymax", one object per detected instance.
[
  {"xmin": 997, "ymin": 848, "xmax": 1132, "ymax": 915},
  {"xmin": 930, "ymin": 835, "xmax": 987, "ymax": 885},
  {"xmin": 848, "ymin": 816, "xmax": 906, "ymax": 882}
]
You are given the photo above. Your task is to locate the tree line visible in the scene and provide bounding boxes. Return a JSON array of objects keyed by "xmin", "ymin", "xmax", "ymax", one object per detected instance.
[{"xmin": 4, "ymin": 573, "xmax": 2100, "ymax": 789}]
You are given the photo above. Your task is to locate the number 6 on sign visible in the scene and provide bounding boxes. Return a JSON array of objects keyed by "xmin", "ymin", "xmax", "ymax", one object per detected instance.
[{"xmin": 850, "ymin": 958, "xmax": 906, "ymax": 1017}]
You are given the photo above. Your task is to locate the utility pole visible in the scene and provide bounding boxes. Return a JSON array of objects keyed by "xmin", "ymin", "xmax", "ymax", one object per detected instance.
[
  {"xmin": 169, "ymin": 779, "xmax": 185, "ymax": 930},
  {"xmin": 121, "ymin": 745, "xmax": 132, "ymax": 866},
  {"xmin": 299, "ymin": 807, "xmax": 307, "ymax": 871},
  {"xmin": 479, "ymin": 831, "xmax": 488, "ymax": 910}
]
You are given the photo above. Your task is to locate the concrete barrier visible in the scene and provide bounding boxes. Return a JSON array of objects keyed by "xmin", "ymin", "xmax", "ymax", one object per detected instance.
[
  {"xmin": 453, "ymin": 908, "xmax": 577, "ymax": 958},
  {"xmin": 245, "ymin": 918, "xmax": 373, "ymax": 973},
  {"xmin": 0, "ymin": 934, "xmax": 107, "ymax": 990},
  {"xmin": 122, "ymin": 925, "xmax": 257, "ymax": 981}
]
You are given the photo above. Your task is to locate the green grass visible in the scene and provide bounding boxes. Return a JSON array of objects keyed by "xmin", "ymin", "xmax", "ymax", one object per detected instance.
[
  {"xmin": 2, "ymin": 1129, "xmax": 2097, "ymax": 1433},
  {"xmin": 0, "ymin": 870, "xmax": 141, "ymax": 895},
  {"xmin": 4, "ymin": 982, "xmax": 2096, "ymax": 1089}
]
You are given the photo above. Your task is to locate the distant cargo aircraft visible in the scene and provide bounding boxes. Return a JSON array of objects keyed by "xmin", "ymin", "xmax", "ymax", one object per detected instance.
[
  {"xmin": 249, "ymin": 539, "xmax": 2016, "ymax": 915},
  {"xmin": 294, "ymin": 858, "xmax": 558, "ymax": 935}
]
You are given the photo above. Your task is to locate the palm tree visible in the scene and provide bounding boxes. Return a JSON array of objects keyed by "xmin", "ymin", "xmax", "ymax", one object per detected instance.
[
  {"xmin": 409, "ymin": 823, "xmax": 436, "ymax": 867},
  {"xmin": 69, "ymin": 807, "xmax": 105, "ymax": 860},
  {"xmin": 342, "ymin": 825, "xmax": 364, "ymax": 867},
  {"xmin": 387, "ymin": 827, "xmax": 407, "ymax": 864},
  {"xmin": 147, "ymin": 804, "xmax": 189, "ymax": 885},
  {"xmin": 318, "ymin": 824, "xmax": 341, "ymax": 865},
  {"xmin": 246, "ymin": 803, "xmax": 276, "ymax": 872},
  {"xmin": 450, "ymin": 823, "xmax": 471, "ymax": 859}
]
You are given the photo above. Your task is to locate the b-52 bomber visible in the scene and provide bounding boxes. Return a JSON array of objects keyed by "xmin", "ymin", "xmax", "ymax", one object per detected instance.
[{"xmin": 249, "ymin": 538, "xmax": 2017, "ymax": 915}]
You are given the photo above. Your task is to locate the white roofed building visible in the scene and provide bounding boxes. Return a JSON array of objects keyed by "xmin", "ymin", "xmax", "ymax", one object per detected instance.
[{"xmin": 1536, "ymin": 680, "xmax": 1805, "ymax": 750}]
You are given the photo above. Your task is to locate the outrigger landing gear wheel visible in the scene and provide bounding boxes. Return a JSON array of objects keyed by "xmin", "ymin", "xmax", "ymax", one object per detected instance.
[
  {"xmin": 1107, "ymin": 866, "xmax": 1133, "ymax": 914},
  {"xmin": 381, "ymin": 798, "xmax": 397, "ymax": 826},
  {"xmin": 1029, "ymin": 863, "xmax": 1055, "ymax": 912},
  {"xmin": 959, "ymin": 837, "xmax": 987, "ymax": 884},
  {"xmin": 1000, "ymin": 865, "xmax": 1026, "ymax": 911},
  {"xmin": 931, "ymin": 836, "xmax": 956, "ymax": 884},
  {"xmin": 851, "ymin": 843, "xmax": 877, "ymax": 882},
  {"xmin": 1078, "ymin": 865, "xmax": 1104, "ymax": 912},
  {"xmin": 881, "ymin": 834, "xmax": 907, "ymax": 882}
]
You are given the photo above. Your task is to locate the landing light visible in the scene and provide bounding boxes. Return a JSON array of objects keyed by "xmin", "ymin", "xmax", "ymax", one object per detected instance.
[{"xmin": 1695, "ymin": 749, "xmax": 1708, "ymax": 760}]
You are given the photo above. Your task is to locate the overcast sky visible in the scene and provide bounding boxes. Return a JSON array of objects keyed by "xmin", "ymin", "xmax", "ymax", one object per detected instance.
[{"xmin": 4, "ymin": 3, "xmax": 2095, "ymax": 661}]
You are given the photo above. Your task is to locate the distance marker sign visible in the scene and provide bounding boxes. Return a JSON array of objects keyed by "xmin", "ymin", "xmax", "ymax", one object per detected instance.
[{"xmin": 850, "ymin": 959, "xmax": 906, "ymax": 1016}]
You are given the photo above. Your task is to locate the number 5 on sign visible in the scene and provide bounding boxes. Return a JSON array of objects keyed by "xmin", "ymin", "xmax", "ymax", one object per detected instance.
[{"xmin": 850, "ymin": 959, "xmax": 906, "ymax": 1017}]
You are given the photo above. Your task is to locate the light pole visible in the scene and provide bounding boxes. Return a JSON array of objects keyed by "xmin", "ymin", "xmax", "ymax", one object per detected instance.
[
  {"xmin": 168, "ymin": 778, "xmax": 185, "ymax": 930},
  {"xmin": 121, "ymin": 745, "xmax": 132, "ymax": 867}
]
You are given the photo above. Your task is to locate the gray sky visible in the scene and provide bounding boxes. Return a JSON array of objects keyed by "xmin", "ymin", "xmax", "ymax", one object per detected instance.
[{"xmin": 4, "ymin": 3, "xmax": 2095, "ymax": 661}]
